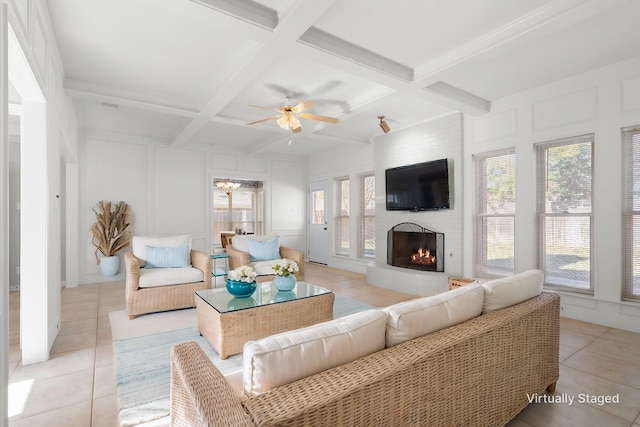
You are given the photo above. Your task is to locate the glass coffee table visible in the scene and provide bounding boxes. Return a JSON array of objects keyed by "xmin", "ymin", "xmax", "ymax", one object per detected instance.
[{"xmin": 195, "ymin": 281, "xmax": 334, "ymax": 359}]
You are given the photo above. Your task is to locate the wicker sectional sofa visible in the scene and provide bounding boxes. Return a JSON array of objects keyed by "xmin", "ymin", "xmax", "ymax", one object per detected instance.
[{"xmin": 170, "ymin": 273, "xmax": 559, "ymax": 426}]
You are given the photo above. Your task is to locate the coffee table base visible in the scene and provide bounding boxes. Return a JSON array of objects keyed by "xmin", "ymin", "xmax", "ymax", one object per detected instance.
[{"xmin": 196, "ymin": 292, "xmax": 335, "ymax": 359}]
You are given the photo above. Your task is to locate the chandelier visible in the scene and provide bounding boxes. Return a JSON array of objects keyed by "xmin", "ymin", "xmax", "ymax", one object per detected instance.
[{"xmin": 216, "ymin": 180, "xmax": 241, "ymax": 194}]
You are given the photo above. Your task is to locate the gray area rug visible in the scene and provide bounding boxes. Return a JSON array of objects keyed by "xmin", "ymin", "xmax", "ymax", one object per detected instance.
[{"xmin": 112, "ymin": 295, "xmax": 375, "ymax": 426}]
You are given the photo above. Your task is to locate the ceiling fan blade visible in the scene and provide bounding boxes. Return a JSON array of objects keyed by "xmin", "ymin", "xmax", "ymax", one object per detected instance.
[
  {"xmin": 292, "ymin": 125, "xmax": 302, "ymax": 133},
  {"xmin": 246, "ymin": 115, "xmax": 280, "ymax": 125},
  {"xmin": 299, "ymin": 113, "xmax": 339, "ymax": 124},
  {"xmin": 291, "ymin": 100, "xmax": 316, "ymax": 113},
  {"xmin": 248, "ymin": 104, "xmax": 282, "ymax": 113}
]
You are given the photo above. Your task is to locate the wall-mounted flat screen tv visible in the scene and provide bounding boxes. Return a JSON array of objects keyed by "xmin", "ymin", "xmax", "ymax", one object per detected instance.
[{"xmin": 385, "ymin": 158, "xmax": 450, "ymax": 211}]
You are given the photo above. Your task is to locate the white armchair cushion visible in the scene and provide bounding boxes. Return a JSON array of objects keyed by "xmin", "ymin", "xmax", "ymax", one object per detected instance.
[
  {"xmin": 132, "ymin": 235, "xmax": 192, "ymax": 267},
  {"xmin": 242, "ymin": 309, "xmax": 387, "ymax": 397},
  {"xmin": 384, "ymin": 283, "xmax": 484, "ymax": 347},
  {"xmin": 482, "ymin": 269, "xmax": 544, "ymax": 313},
  {"xmin": 138, "ymin": 267, "xmax": 203, "ymax": 288}
]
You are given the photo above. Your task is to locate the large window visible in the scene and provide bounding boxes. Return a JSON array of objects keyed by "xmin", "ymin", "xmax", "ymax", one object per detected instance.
[
  {"xmin": 623, "ymin": 126, "xmax": 640, "ymax": 301},
  {"xmin": 358, "ymin": 172, "xmax": 375, "ymax": 258},
  {"xmin": 536, "ymin": 135, "xmax": 593, "ymax": 292},
  {"xmin": 474, "ymin": 148, "xmax": 515, "ymax": 276},
  {"xmin": 335, "ymin": 176, "xmax": 350, "ymax": 256}
]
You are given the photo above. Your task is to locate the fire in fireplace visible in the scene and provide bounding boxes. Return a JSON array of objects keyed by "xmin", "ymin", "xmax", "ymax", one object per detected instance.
[{"xmin": 387, "ymin": 222, "xmax": 444, "ymax": 272}]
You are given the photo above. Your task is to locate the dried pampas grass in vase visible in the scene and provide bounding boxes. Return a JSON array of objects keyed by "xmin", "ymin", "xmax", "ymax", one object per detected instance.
[{"xmin": 90, "ymin": 200, "xmax": 132, "ymax": 264}]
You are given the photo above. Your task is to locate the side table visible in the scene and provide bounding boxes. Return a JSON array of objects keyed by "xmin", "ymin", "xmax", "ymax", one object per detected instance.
[{"xmin": 211, "ymin": 252, "xmax": 230, "ymax": 288}]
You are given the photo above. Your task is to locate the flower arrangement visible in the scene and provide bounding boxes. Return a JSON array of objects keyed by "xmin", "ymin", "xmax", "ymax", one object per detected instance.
[
  {"xmin": 228, "ymin": 266, "xmax": 257, "ymax": 283},
  {"xmin": 272, "ymin": 260, "xmax": 299, "ymax": 277}
]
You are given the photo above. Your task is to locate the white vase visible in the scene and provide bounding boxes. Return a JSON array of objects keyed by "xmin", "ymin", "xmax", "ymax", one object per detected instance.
[{"xmin": 100, "ymin": 255, "xmax": 119, "ymax": 276}]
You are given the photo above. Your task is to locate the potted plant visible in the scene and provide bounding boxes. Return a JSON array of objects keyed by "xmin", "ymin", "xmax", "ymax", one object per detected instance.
[
  {"xmin": 272, "ymin": 259, "xmax": 299, "ymax": 291},
  {"xmin": 226, "ymin": 266, "xmax": 258, "ymax": 298},
  {"xmin": 90, "ymin": 200, "xmax": 131, "ymax": 275}
]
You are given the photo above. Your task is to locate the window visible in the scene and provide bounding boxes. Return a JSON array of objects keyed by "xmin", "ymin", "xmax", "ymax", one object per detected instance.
[
  {"xmin": 536, "ymin": 135, "xmax": 593, "ymax": 292},
  {"xmin": 474, "ymin": 148, "xmax": 515, "ymax": 276},
  {"xmin": 623, "ymin": 126, "xmax": 640, "ymax": 301},
  {"xmin": 358, "ymin": 173, "xmax": 375, "ymax": 258},
  {"xmin": 335, "ymin": 176, "xmax": 350, "ymax": 256}
]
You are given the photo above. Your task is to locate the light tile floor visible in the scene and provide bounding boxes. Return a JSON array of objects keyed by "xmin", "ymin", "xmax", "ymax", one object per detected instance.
[{"xmin": 8, "ymin": 263, "xmax": 640, "ymax": 426}]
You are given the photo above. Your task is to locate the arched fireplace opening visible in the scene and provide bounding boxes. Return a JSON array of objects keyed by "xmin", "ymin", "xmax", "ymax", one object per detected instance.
[{"xmin": 387, "ymin": 222, "xmax": 444, "ymax": 272}]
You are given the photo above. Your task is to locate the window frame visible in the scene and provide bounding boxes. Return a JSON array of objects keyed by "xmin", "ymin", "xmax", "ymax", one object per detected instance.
[
  {"xmin": 535, "ymin": 134, "xmax": 594, "ymax": 293},
  {"xmin": 357, "ymin": 172, "xmax": 375, "ymax": 259},
  {"xmin": 334, "ymin": 176, "xmax": 350, "ymax": 257},
  {"xmin": 474, "ymin": 147, "xmax": 516, "ymax": 277},
  {"xmin": 622, "ymin": 125, "xmax": 640, "ymax": 301}
]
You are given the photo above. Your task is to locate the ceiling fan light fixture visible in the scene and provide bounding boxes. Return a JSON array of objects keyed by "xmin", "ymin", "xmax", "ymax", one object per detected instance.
[{"xmin": 378, "ymin": 115, "xmax": 390, "ymax": 133}]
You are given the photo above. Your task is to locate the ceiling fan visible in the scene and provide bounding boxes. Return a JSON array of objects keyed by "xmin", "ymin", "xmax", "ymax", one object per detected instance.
[{"xmin": 246, "ymin": 96, "xmax": 339, "ymax": 133}]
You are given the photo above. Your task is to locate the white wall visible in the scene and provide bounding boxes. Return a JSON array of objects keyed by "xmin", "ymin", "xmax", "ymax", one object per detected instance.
[
  {"xmin": 463, "ymin": 55, "xmax": 640, "ymax": 333},
  {"xmin": 3, "ymin": 0, "xmax": 79, "ymax": 365},
  {"xmin": 369, "ymin": 114, "xmax": 464, "ymax": 296},
  {"xmin": 307, "ymin": 114, "xmax": 464, "ymax": 297},
  {"xmin": 77, "ymin": 138, "xmax": 307, "ymax": 285}
]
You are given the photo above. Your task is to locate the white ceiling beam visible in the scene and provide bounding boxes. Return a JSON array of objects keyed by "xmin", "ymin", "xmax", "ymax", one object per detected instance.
[
  {"xmin": 190, "ymin": 0, "xmax": 279, "ymax": 31},
  {"xmin": 64, "ymin": 79, "xmax": 200, "ymax": 118},
  {"xmin": 170, "ymin": 0, "xmax": 341, "ymax": 147}
]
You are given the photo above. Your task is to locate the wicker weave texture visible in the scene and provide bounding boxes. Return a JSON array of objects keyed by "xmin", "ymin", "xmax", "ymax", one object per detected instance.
[
  {"xmin": 196, "ymin": 292, "xmax": 335, "ymax": 359},
  {"xmin": 171, "ymin": 292, "xmax": 559, "ymax": 426},
  {"xmin": 125, "ymin": 250, "xmax": 212, "ymax": 319},
  {"xmin": 226, "ymin": 244, "xmax": 305, "ymax": 281}
]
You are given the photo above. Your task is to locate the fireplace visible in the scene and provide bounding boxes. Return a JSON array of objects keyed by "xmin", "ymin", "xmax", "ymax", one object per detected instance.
[{"xmin": 387, "ymin": 222, "xmax": 444, "ymax": 272}]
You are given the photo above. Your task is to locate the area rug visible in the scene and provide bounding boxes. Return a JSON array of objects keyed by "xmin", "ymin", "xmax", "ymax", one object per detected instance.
[{"xmin": 111, "ymin": 295, "xmax": 375, "ymax": 426}]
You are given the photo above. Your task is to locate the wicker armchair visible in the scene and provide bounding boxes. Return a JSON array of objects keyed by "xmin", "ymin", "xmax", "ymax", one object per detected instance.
[
  {"xmin": 124, "ymin": 235, "xmax": 212, "ymax": 319},
  {"xmin": 226, "ymin": 235, "xmax": 305, "ymax": 282}
]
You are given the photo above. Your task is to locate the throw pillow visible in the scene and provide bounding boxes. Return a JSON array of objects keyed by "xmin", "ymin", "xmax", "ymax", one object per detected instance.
[
  {"xmin": 246, "ymin": 236, "xmax": 281, "ymax": 262},
  {"xmin": 144, "ymin": 244, "xmax": 191, "ymax": 268},
  {"xmin": 242, "ymin": 309, "xmax": 387, "ymax": 397},
  {"xmin": 482, "ymin": 269, "xmax": 544, "ymax": 313},
  {"xmin": 384, "ymin": 282, "xmax": 484, "ymax": 347}
]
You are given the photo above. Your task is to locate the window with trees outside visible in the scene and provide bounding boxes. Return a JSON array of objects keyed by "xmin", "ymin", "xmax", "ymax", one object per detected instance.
[
  {"xmin": 536, "ymin": 135, "xmax": 593, "ymax": 292},
  {"xmin": 623, "ymin": 126, "xmax": 640, "ymax": 301},
  {"xmin": 335, "ymin": 176, "xmax": 349, "ymax": 256},
  {"xmin": 474, "ymin": 148, "xmax": 515, "ymax": 276},
  {"xmin": 358, "ymin": 172, "xmax": 375, "ymax": 258}
]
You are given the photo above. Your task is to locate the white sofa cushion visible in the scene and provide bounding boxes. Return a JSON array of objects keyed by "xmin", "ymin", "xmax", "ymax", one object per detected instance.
[
  {"xmin": 132, "ymin": 235, "xmax": 192, "ymax": 267},
  {"xmin": 231, "ymin": 234, "xmax": 277, "ymax": 254},
  {"xmin": 242, "ymin": 309, "xmax": 387, "ymax": 397},
  {"xmin": 482, "ymin": 269, "xmax": 544, "ymax": 313},
  {"xmin": 138, "ymin": 266, "xmax": 203, "ymax": 288},
  {"xmin": 384, "ymin": 283, "xmax": 484, "ymax": 347}
]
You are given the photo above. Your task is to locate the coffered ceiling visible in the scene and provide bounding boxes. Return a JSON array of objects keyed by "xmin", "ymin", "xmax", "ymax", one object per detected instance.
[{"xmin": 45, "ymin": 0, "xmax": 640, "ymax": 157}]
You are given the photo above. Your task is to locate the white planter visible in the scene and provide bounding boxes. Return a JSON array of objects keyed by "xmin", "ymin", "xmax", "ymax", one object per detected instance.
[{"xmin": 100, "ymin": 255, "xmax": 120, "ymax": 276}]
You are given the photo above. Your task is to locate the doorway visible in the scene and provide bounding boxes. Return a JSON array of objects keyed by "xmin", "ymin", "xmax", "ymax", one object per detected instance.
[
  {"xmin": 307, "ymin": 179, "xmax": 329, "ymax": 264},
  {"xmin": 211, "ymin": 178, "xmax": 264, "ymax": 252}
]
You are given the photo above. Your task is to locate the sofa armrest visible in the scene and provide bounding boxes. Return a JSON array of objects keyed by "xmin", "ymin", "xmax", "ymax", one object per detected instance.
[
  {"xmin": 280, "ymin": 246, "xmax": 305, "ymax": 281},
  {"xmin": 226, "ymin": 245, "xmax": 250, "ymax": 271},
  {"xmin": 170, "ymin": 341, "xmax": 253, "ymax": 426},
  {"xmin": 124, "ymin": 251, "xmax": 141, "ymax": 293},
  {"xmin": 190, "ymin": 250, "xmax": 212, "ymax": 287}
]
